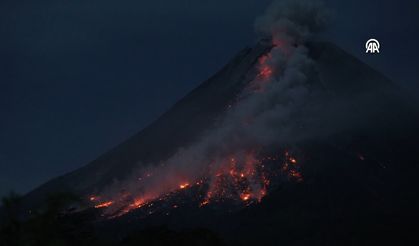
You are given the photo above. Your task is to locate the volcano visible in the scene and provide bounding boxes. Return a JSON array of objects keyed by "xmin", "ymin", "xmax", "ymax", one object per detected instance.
[{"xmin": 12, "ymin": 37, "xmax": 419, "ymax": 245}]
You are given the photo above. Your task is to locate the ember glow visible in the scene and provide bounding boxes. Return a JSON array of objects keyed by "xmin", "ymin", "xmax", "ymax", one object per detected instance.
[
  {"xmin": 202, "ymin": 151, "xmax": 269, "ymax": 204},
  {"xmin": 240, "ymin": 193, "xmax": 251, "ymax": 201},
  {"xmin": 250, "ymin": 53, "xmax": 275, "ymax": 92},
  {"xmin": 258, "ymin": 55, "xmax": 274, "ymax": 79},
  {"xmin": 94, "ymin": 201, "xmax": 113, "ymax": 209},
  {"xmin": 90, "ymin": 149, "xmax": 304, "ymax": 217},
  {"xmin": 179, "ymin": 183, "xmax": 190, "ymax": 189}
]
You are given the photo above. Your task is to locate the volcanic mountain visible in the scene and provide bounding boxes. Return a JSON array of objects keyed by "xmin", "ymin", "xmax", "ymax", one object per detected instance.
[{"xmin": 12, "ymin": 38, "xmax": 419, "ymax": 245}]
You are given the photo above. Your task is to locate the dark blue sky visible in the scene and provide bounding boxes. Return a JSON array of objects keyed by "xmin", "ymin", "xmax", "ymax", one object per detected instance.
[{"xmin": 0, "ymin": 0, "xmax": 418, "ymax": 197}]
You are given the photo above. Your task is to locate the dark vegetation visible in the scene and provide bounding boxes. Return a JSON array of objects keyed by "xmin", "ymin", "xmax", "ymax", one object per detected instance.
[
  {"xmin": 1, "ymin": 176, "xmax": 418, "ymax": 246},
  {"xmin": 0, "ymin": 192, "xmax": 231, "ymax": 246},
  {"xmin": 0, "ymin": 192, "xmax": 97, "ymax": 246}
]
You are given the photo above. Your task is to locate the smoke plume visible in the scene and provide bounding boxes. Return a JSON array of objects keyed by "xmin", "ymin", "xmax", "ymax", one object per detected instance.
[
  {"xmin": 96, "ymin": 0, "xmax": 361, "ymax": 213},
  {"xmin": 255, "ymin": 0, "xmax": 329, "ymax": 45}
]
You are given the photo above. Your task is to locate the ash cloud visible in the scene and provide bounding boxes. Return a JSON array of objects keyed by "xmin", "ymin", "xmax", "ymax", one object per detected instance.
[{"xmin": 254, "ymin": 0, "xmax": 330, "ymax": 44}]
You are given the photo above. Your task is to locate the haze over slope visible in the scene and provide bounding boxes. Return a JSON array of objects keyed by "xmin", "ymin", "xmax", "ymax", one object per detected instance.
[{"xmin": 22, "ymin": 1, "xmax": 418, "ymax": 215}]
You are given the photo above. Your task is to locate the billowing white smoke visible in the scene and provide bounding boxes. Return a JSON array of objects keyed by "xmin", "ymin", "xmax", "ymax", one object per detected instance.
[{"xmin": 102, "ymin": 0, "xmax": 334, "ymax": 207}]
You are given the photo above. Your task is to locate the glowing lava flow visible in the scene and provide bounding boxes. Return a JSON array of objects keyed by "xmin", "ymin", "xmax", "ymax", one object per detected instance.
[
  {"xmin": 94, "ymin": 201, "xmax": 113, "ymax": 209},
  {"xmin": 248, "ymin": 53, "xmax": 275, "ymax": 92},
  {"xmin": 90, "ymin": 150, "xmax": 303, "ymax": 217},
  {"xmin": 179, "ymin": 183, "xmax": 190, "ymax": 189},
  {"xmin": 201, "ymin": 151, "xmax": 269, "ymax": 205},
  {"xmin": 89, "ymin": 38, "xmax": 304, "ymax": 218}
]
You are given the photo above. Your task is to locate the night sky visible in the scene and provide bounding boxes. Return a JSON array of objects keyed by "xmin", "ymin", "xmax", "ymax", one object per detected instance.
[{"xmin": 1, "ymin": 0, "xmax": 418, "ymax": 198}]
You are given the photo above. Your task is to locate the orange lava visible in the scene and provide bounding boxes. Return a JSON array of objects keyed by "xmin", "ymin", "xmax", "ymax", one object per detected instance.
[
  {"xmin": 240, "ymin": 193, "xmax": 251, "ymax": 201},
  {"xmin": 94, "ymin": 201, "xmax": 113, "ymax": 208},
  {"xmin": 201, "ymin": 151, "xmax": 269, "ymax": 205},
  {"xmin": 179, "ymin": 183, "xmax": 190, "ymax": 189}
]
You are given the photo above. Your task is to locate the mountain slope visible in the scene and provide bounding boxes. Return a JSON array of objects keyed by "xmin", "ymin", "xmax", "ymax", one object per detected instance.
[
  {"xmin": 21, "ymin": 39, "xmax": 273, "ymax": 209},
  {"xmin": 21, "ymin": 40, "xmax": 419, "ymax": 223}
]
